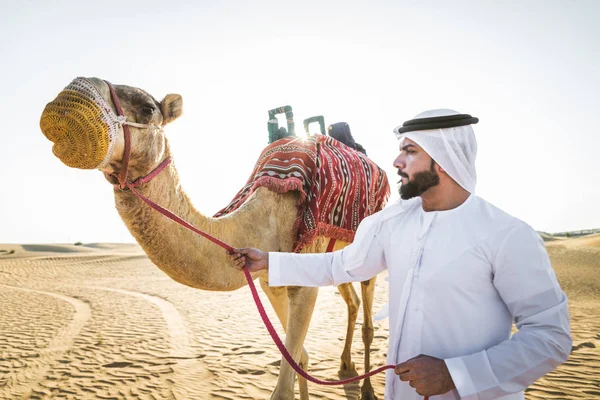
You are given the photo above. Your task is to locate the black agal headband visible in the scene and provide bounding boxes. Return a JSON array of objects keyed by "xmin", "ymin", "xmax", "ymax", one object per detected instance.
[{"xmin": 394, "ymin": 114, "xmax": 479, "ymax": 138}]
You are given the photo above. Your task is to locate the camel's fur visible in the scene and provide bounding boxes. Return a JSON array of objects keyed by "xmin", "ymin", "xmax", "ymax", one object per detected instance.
[{"xmin": 64, "ymin": 78, "xmax": 380, "ymax": 400}]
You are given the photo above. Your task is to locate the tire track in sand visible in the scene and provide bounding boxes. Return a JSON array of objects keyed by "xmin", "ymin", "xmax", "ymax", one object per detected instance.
[
  {"xmin": 0, "ymin": 284, "xmax": 91, "ymax": 399},
  {"xmin": 93, "ymin": 287, "xmax": 213, "ymax": 397}
]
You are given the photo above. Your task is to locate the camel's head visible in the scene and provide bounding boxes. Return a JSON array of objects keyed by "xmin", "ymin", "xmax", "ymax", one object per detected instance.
[{"xmin": 40, "ymin": 77, "xmax": 182, "ymax": 184}]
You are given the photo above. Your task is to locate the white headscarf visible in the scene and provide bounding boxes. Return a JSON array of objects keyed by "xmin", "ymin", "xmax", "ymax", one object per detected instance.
[{"xmin": 394, "ymin": 109, "xmax": 478, "ymax": 193}]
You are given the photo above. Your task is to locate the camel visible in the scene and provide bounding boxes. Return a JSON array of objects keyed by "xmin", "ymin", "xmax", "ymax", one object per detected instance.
[{"xmin": 40, "ymin": 77, "xmax": 390, "ymax": 400}]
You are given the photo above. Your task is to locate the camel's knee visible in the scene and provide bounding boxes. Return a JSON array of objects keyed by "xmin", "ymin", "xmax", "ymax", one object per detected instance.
[
  {"xmin": 287, "ymin": 286, "xmax": 318, "ymax": 305},
  {"xmin": 338, "ymin": 283, "xmax": 360, "ymax": 315},
  {"xmin": 348, "ymin": 297, "xmax": 360, "ymax": 316}
]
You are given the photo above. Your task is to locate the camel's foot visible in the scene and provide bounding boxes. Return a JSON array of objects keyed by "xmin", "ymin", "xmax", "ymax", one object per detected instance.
[
  {"xmin": 269, "ymin": 381, "xmax": 295, "ymax": 400},
  {"xmin": 269, "ymin": 391, "xmax": 295, "ymax": 400},
  {"xmin": 360, "ymin": 380, "xmax": 378, "ymax": 400},
  {"xmin": 359, "ymin": 392, "xmax": 378, "ymax": 400},
  {"xmin": 338, "ymin": 360, "xmax": 358, "ymax": 379}
]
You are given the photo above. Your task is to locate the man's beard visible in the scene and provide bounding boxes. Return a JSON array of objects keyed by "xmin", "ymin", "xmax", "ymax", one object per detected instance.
[{"xmin": 398, "ymin": 160, "xmax": 440, "ymax": 200}]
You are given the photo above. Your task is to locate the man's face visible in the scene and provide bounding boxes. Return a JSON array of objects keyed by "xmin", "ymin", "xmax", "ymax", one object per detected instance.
[{"xmin": 393, "ymin": 138, "xmax": 440, "ymax": 199}]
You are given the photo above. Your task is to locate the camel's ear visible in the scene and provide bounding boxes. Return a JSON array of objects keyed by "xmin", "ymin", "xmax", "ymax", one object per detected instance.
[{"xmin": 160, "ymin": 94, "xmax": 183, "ymax": 126}]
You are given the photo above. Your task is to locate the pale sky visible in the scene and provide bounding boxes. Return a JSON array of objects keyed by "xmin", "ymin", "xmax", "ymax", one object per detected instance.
[{"xmin": 1, "ymin": 0, "xmax": 598, "ymax": 244}]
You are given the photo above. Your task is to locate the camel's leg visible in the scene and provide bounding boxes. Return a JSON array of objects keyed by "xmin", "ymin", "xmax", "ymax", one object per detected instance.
[
  {"xmin": 259, "ymin": 279, "xmax": 311, "ymax": 400},
  {"xmin": 259, "ymin": 278, "xmax": 289, "ymax": 330},
  {"xmin": 360, "ymin": 277, "xmax": 377, "ymax": 400},
  {"xmin": 297, "ymin": 349, "xmax": 310, "ymax": 400},
  {"xmin": 270, "ymin": 286, "xmax": 318, "ymax": 400},
  {"xmin": 337, "ymin": 282, "xmax": 360, "ymax": 376}
]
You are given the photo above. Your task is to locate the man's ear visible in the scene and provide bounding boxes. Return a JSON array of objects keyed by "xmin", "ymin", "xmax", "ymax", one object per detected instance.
[
  {"xmin": 160, "ymin": 94, "xmax": 183, "ymax": 126},
  {"xmin": 434, "ymin": 162, "xmax": 448, "ymax": 175}
]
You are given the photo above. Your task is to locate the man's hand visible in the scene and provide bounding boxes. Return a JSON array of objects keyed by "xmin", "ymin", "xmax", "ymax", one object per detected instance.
[
  {"xmin": 394, "ymin": 354, "xmax": 455, "ymax": 397},
  {"xmin": 229, "ymin": 248, "xmax": 269, "ymax": 273}
]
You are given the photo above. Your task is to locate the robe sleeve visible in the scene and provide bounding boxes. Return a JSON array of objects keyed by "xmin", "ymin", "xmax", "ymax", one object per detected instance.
[
  {"xmin": 444, "ymin": 223, "xmax": 572, "ymax": 399},
  {"xmin": 268, "ymin": 211, "xmax": 388, "ymax": 287}
]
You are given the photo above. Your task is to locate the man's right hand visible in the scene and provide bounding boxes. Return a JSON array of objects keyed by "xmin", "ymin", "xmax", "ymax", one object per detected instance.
[{"xmin": 229, "ymin": 248, "xmax": 269, "ymax": 273}]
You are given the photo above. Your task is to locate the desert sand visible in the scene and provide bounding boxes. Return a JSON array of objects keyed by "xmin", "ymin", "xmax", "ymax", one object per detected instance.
[{"xmin": 0, "ymin": 235, "xmax": 598, "ymax": 399}]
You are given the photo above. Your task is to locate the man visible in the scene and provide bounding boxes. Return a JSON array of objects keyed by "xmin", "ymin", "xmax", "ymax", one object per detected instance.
[
  {"xmin": 328, "ymin": 121, "xmax": 368, "ymax": 155},
  {"xmin": 230, "ymin": 109, "xmax": 572, "ymax": 399}
]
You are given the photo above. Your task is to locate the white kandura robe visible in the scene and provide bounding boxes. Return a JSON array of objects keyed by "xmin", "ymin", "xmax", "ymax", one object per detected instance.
[{"xmin": 268, "ymin": 195, "xmax": 571, "ymax": 400}]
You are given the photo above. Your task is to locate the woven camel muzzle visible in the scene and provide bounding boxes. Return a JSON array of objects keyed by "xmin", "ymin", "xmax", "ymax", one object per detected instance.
[{"xmin": 40, "ymin": 77, "xmax": 121, "ymax": 170}]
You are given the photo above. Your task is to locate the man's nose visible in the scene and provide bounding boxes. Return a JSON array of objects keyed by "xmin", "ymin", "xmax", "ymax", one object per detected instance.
[{"xmin": 393, "ymin": 154, "xmax": 405, "ymax": 169}]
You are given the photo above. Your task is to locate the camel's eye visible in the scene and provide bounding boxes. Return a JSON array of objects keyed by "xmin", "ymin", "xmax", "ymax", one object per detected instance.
[{"xmin": 141, "ymin": 105, "xmax": 155, "ymax": 115}]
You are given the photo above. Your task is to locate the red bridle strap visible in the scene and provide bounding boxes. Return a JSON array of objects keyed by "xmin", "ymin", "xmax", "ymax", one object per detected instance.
[
  {"xmin": 105, "ymin": 81, "xmax": 132, "ymax": 190},
  {"xmin": 101, "ymin": 80, "xmax": 426, "ymax": 397}
]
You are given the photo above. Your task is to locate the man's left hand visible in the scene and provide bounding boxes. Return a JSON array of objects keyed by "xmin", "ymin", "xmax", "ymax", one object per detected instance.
[{"xmin": 394, "ymin": 354, "xmax": 455, "ymax": 397}]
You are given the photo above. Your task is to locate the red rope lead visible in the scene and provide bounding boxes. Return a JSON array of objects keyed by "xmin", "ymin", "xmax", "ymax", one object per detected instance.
[
  {"xmin": 129, "ymin": 187, "xmax": 404, "ymax": 386},
  {"xmin": 130, "ymin": 187, "xmax": 394, "ymax": 384},
  {"xmin": 242, "ymin": 265, "xmax": 396, "ymax": 385},
  {"xmin": 130, "ymin": 186, "xmax": 233, "ymax": 252},
  {"xmin": 105, "ymin": 79, "xmax": 427, "ymax": 398}
]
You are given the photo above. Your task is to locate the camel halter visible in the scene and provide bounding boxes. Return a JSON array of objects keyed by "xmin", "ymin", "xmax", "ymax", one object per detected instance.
[
  {"xmin": 99, "ymin": 81, "xmax": 427, "ymax": 398},
  {"xmin": 102, "ymin": 80, "xmax": 171, "ymax": 190}
]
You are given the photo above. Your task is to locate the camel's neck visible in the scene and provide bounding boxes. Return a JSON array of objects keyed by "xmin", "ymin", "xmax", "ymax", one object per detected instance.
[{"xmin": 113, "ymin": 146, "xmax": 298, "ymax": 291}]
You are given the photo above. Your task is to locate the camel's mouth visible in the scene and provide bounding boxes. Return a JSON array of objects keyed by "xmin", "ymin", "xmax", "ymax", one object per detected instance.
[
  {"xmin": 39, "ymin": 77, "xmax": 118, "ymax": 170},
  {"xmin": 103, "ymin": 172, "xmax": 120, "ymax": 185}
]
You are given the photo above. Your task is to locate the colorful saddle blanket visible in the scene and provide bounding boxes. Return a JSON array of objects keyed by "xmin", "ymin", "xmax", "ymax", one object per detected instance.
[{"xmin": 214, "ymin": 135, "xmax": 390, "ymax": 252}]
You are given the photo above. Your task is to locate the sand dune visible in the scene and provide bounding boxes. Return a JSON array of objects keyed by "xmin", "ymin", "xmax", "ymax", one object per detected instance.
[
  {"xmin": 0, "ymin": 237, "xmax": 598, "ymax": 399},
  {"xmin": 0, "ymin": 243, "xmax": 143, "ymax": 259},
  {"xmin": 526, "ymin": 235, "xmax": 600, "ymax": 399}
]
